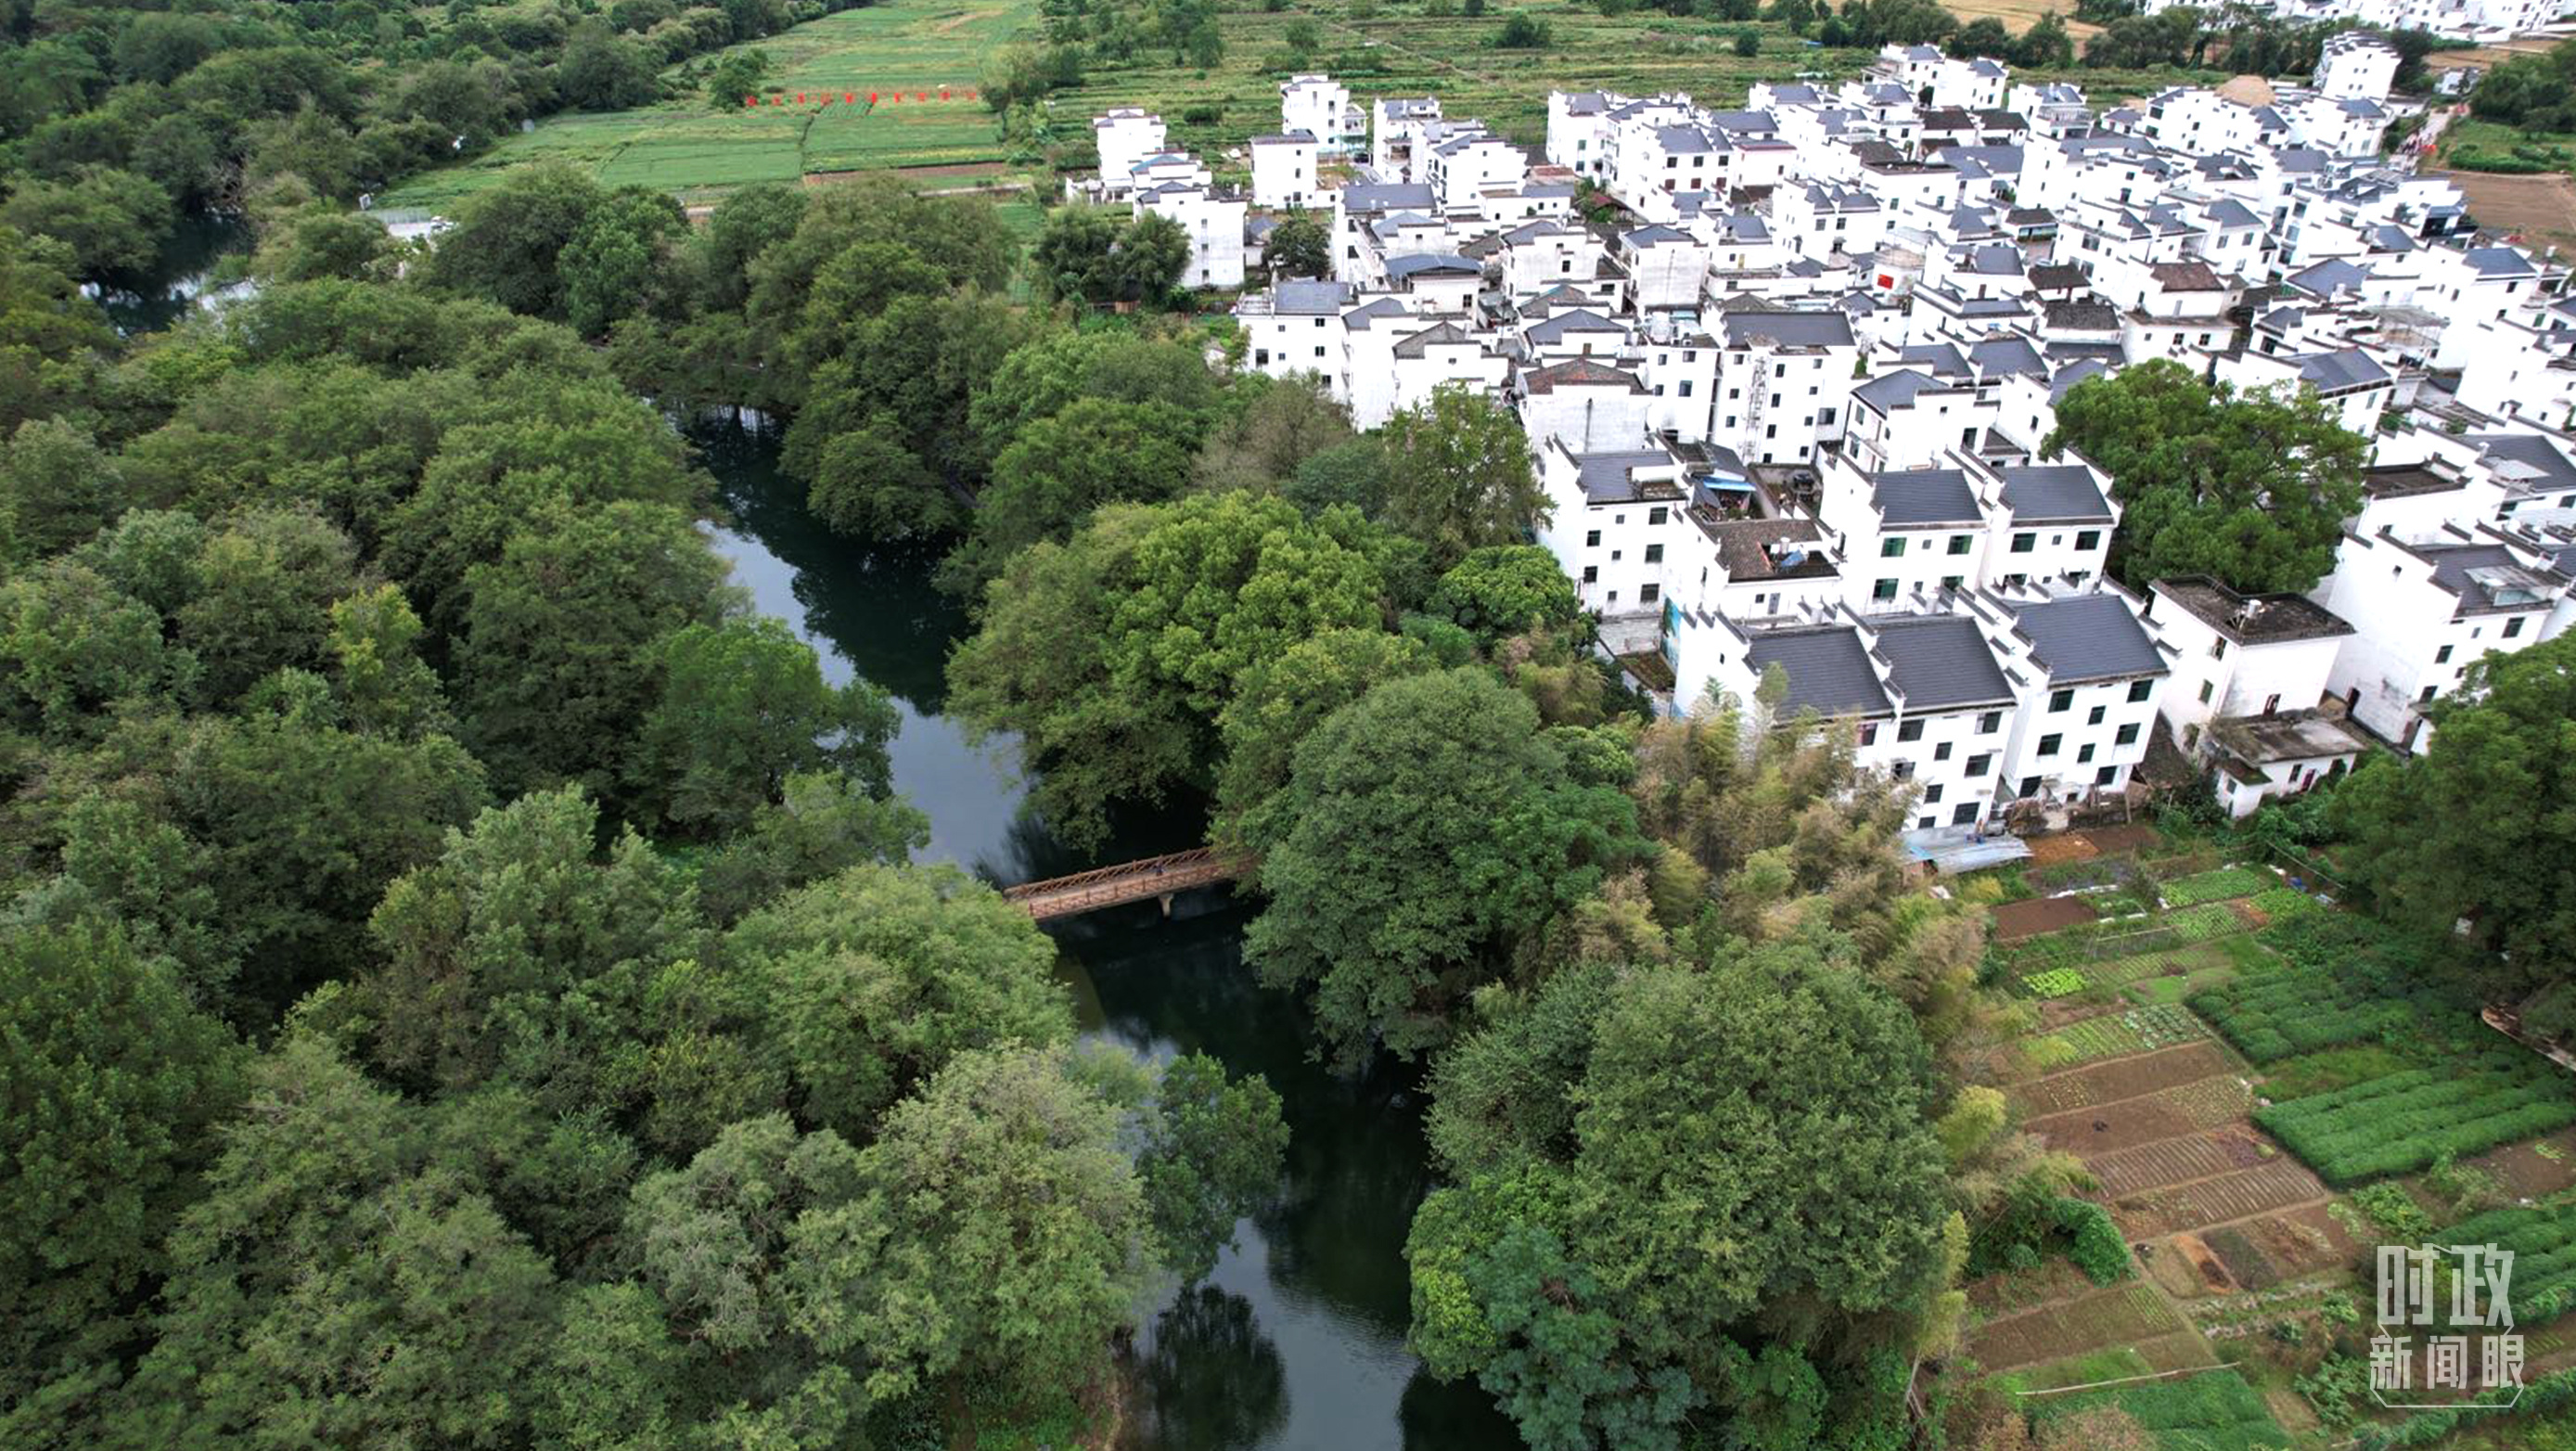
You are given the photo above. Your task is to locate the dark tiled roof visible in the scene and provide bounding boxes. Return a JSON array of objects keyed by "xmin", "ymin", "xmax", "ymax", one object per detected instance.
[
  {"xmin": 1720, "ymin": 310, "xmax": 1854, "ymax": 349},
  {"xmin": 1873, "ymin": 468, "xmax": 1980, "ymax": 526},
  {"xmin": 2010, "ymin": 593, "xmax": 2166, "ymax": 682},
  {"xmin": 1873, "ymin": 614, "xmax": 2013, "ymax": 710},
  {"xmin": 1746, "ymin": 626, "xmax": 1891, "ymax": 717},
  {"xmin": 1272, "ymin": 280, "xmax": 1352, "ymax": 315},
  {"xmin": 1572, "ymin": 449, "xmax": 1678, "ymax": 504},
  {"xmin": 1391, "ymin": 322, "xmax": 1480, "ymax": 357},
  {"xmin": 1998, "ymin": 464, "xmax": 2112, "ymax": 522},
  {"xmin": 1523, "ymin": 356, "xmax": 1643, "ymax": 393}
]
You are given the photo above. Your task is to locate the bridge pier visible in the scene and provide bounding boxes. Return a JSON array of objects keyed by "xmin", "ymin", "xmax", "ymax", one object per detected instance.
[{"xmin": 1160, "ymin": 892, "xmax": 1175, "ymax": 917}]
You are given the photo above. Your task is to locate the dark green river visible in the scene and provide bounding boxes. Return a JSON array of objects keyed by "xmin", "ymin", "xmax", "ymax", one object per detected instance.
[{"xmin": 694, "ymin": 421, "xmax": 1519, "ymax": 1449}]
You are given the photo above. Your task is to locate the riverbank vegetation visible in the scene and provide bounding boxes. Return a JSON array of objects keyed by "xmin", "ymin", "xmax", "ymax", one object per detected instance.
[
  {"xmin": 0, "ymin": 209, "xmax": 1286, "ymax": 1446},
  {"xmin": 0, "ymin": 0, "xmax": 893, "ymax": 282}
]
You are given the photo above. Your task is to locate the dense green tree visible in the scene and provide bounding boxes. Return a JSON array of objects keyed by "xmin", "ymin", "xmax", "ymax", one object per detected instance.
[
  {"xmin": 1212, "ymin": 627, "xmax": 1439, "ymax": 844},
  {"xmin": 966, "ymin": 328, "xmax": 1224, "ymax": 472},
  {"xmin": 1378, "ymin": 382, "xmax": 1550, "ymax": 571},
  {"xmin": 419, "ymin": 161, "xmax": 609, "ymax": 321},
  {"xmin": 0, "ymin": 419, "xmax": 123, "ymax": 559},
  {"xmin": 2331, "ymin": 632, "xmax": 2576, "ymax": 1005},
  {"xmin": 803, "ymin": 415, "xmax": 957, "ymax": 539},
  {"xmin": 0, "ymin": 924, "xmax": 244, "ymax": 1393},
  {"xmin": 1030, "ymin": 205, "xmax": 1191, "ymax": 305},
  {"xmin": 634, "ymin": 616, "xmax": 899, "ymax": 839},
  {"xmin": 795, "ymin": 1045, "xmax": 1157, "ymax": 1414},
  {"xmin": 687, "ymin": 181, "xmax": 806, "ymax": 315},
  {"xmin": 360, "ymin": 787, "xmax": 712, "ymax": 1111},
  {"xmin": 942, "ymin": 396, "xmax": 1205, "ymax": 592},
  {"xmin": 326, "ymin": 584, "xmax": 450, "ymax": 739},
  {"xmin": 167, "ymin": 704, "xmax": 490, "ymax": 1012},
  {"xmin": 1242, "ymin": 667, "xmax": 1644, "ymax": 1064},
  {"xmin": 0, "ymin": 228, "xmax": 115, "ymax": 433},
  {"xmin": 575, "ymin": 1114, "xmax": 873, "ymax": 1442},
  {"xmin": 726, "ymin": 862, "xmax": 1072, "ymax": 1142},
  {"xmin": 1194, "ymin": 372, "xmax": 1355, "ymax": 494},
  {"xmin": 251, "ymin": 206, "xmax": 397, "ymax": 283},
  {"xmin": 2469, "ymin": 37, "xmax": 2576, "ymax": 131},
  {"xmin": 0, "ymin": 559, "xmax": 175, "ymax": 737},
  {"xmin": 455, "ymin": 501, "xmax": 737, "ymax": 802},
  {"xmin": 0, "ymin": 166, "xmax": 173, "ymax": 279},
  {"xmin": 704, "ymin": 46, "xmax": 774, "ymax": 106},
  {"xmin": 951, "ymin": 495, "xmax": 1392, "ymax": 847},
  {"xmin": 1428, "ymin": 544, "xmax": 1583, "ymax": 645},
  {"xmin": 117, "ymin": 1036, "xmax": 562, "ymax": 1448},
  {"xmin": 1286, "ymin": 434, "xmax": 1393, "ymax": 517},
  {"xmin": 1264, "ymin": 212, "xmax": 1331, "ymax": 279},
  {"xmin": 174, "ymin": 505, "xmax": 364, "ymax": 707},
  {"xmin": 2045, "ymin": 358, "xmax": 2365, "ymax": 594},
  {"xmin": 1410, "ymin": 942, "xmax": 1950, "ymax": 1447},
  {"xmin": 558, "ymin": 20, "xmax": 660, "ymax": 109},
  {"xmin": 694, "ymin": 771, "xmax": 929, "ymax": 923},
  {"xmin": 561, "ymin": 186, "xmax": 686, "ymax": 338},
  {"xmin": 1135, "ymin": 1052, "xmax": 1289, "ymax": 1283}
]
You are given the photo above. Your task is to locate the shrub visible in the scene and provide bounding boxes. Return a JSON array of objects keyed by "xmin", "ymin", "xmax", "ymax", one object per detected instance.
[
  {"xmin": 2257, "ymin": 1053, "xmax": 2576, "ymax": 1186},
  {"xmin": 2348, "ymin": 1183, "xmax": 2433, "ymax": 1244},
  {"xmin": 1493, "ymin": 11, "xmax": 1552, "ymax": 45},
  {"xmin": 2056, "ymin": 1198, "xmax": 2133, "ymax": 1285}
]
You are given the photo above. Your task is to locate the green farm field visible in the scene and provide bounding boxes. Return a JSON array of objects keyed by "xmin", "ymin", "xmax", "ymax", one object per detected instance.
[{"xmin": 382, "ymin": 0, "xmax": 2219, "ymax": 210}]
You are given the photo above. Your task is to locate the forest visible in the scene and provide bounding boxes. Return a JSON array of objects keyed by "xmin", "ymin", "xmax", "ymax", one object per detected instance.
[{"xmin": 10, "ymin": 1, "xmax": 2576, "ymax": 1445}]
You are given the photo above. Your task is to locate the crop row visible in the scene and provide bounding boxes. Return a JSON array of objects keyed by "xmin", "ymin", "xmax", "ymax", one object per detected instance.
[
  {"xmin": 2023, "ymin": 968, "xmax": 2088, "ymax": 998},
  {"xmin": 2191, "ymin": 965, "xmax": 2423, "ymax": 1063},
  {"xmin": 2257, "ymin": 1059, "xmax": 2576, "ymax": 1186},
  {"xmin": 2021, "ymin": 1007, "xmax": 2208, "ymax": 1073},
  {"xmin": 2441, "ymin": 1202, "xmax": 2576, "ymax": 1319},
  {"xmin": 2159, "ymin": 866, "xmax": 2273, "ymax": 907}
]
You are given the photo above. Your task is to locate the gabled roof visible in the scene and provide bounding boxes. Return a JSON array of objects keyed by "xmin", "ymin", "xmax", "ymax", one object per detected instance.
[
  {"xmin": 1873, "ymin": 614, "xmax": 2014, "ymax": 710},
  {"xmin": 1391, "ymin": 321, "xmax": 1481, "ymax": 358},
  {"xmin": 1524, "ymin": 307, "xmax": 1626, "ymax": 342},
  {"xmin": 2148, "ymin": 260, "xmax": 2225, "ymax": 291},
  {"xmin": 2009, "ymin": 593, "xmax": 2165, "ymax": 682},
  {"xmin": 2294, "ymin": 350, "xmax": 2389, "ymax": 392},
  {"xmin": 1719, "ymin": 310, "xmax": 1854, "ymax": 349},
  {"xmin": 1872, "ymin": 467, "xmax": 1981, "ymax": 526},
  {"xmin": 2470, "ymin": 433, "xmax": 2576, "ymax": 493},
  {"xmin": 1746, "ymin": 626, "xmax": 1891, "ymax": 718},
  {"xmin": 1970, "ymin": 334, "xmax": 2047, "ymax": 379},
  {"xmin": 2465, "ymin": 246, "xmax": 2536, "ymax": 279},
  {"xmin": 1998, "ymin": 464, "xmax": 2112, "ymax": 522},
  {"xmin": 1385, "ymin": 253, "xmax": 1480, "ymax": 282},
  {"xmin": 1523, "ymin": 356, "xmax": 1644, "ymax": 393},
  {"xmin": 1853, "ymin": 368, "xmax": 1950, "ymax": 412}
]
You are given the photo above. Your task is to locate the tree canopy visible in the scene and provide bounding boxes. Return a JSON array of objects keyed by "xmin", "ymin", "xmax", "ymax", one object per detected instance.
[{"xmin": 2046, "ymin": 357, "xmax": 2366, "ymax": 595}]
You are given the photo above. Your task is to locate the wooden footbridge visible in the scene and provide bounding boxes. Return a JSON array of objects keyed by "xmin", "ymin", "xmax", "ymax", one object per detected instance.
[{"xmin": 1002, "ymin": 847, "xmax": 1248, "ymax": 921}]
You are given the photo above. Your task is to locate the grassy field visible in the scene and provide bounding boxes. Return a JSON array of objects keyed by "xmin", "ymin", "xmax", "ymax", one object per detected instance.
[{"xmin": 381, "ymin": 0, "xmax": 2215, "ymax": 209}]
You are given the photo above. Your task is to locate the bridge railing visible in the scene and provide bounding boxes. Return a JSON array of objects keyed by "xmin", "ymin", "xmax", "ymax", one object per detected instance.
[{"xmin": 1003, "ymin": 848, "xmax": 1249, "ymax": 919}]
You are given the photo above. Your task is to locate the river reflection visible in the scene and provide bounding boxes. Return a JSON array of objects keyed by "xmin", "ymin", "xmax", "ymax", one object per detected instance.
[{"xmin": 694, "ymin": 416, "xmax": 1520, "ymax": 1450}]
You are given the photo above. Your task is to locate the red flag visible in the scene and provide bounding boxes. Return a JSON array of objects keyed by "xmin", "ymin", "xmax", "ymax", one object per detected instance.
[
  {"xmin": 940, "ymin": 85, "xmax": 951, "ymax": 99},
  {"xmin": 868, "ymin": 91, "xmax": 879, "ymax": 105},
  {"xmin": 797, "ymin": 92, "xmax": 807, "ymax": 103},
  {"xmin": 844, "ymin": 92, "xmax": 854, "ymax": 104},
  {"xmin": 743, "ymin": 96, "xmax": 757, "ymax": 108},
  {"xmin": 914, "ymin": 91, "xmax": 927, "ymax": 101}
]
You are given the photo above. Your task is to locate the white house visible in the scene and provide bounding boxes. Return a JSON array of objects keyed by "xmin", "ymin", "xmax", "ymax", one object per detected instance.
[
  {"xmin": 1250, "ymin": 132, "xmax": 1320, "ymax": 210},
  {"xmin": 1093, "ymin": 109, "xmax": 1168, "ymax": 192},
  {"xmin": 2313, "ymin": 524, "xmax": 2570, "ymax": 751},
  {"xmin": 1281, "ymin": 73, "xmax": 1362, "ymax": 150},
  {"xmin": 2140, "ymin": 575, "xmax": 2366, "ymax": 815},
  {"xmin": 1967, "ymin": 585, "xmax": 2174, "ymax": 806},
  {"xmin": 1135, "ymin": 182, "xmax": 1246, "ymax": 290}
]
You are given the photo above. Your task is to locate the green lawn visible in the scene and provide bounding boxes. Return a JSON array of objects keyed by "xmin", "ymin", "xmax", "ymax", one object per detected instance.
[{"xmin": 380, "ymin": 0, "xmax": 2233, "ymax": 209}]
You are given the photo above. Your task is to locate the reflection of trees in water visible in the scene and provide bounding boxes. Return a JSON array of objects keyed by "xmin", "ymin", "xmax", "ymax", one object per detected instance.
[
  {"xmin": 1121, "ymin": 1285, "xmax": 1288, "ymax": 1451},
  {"xmin": 686, "ymin": 415, "xmax": 967, "ymax": 714}
]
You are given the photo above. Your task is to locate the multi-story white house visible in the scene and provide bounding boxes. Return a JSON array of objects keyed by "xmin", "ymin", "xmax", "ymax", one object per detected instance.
[
  {"xmin": 2313, "ymin": 524, "xmax": 2570, "ymax": 751},
  {"xmin": 1135, "ymin": 181, "xmax": 1245, "ymax": 290},
  {"xmin": 2139, "ymin": 575, "xmax": 2366, "ymax": 815},
  {"xmin": 1250, "ymin": 132, "xmax": 1320, "ymax": 210},
  {"xmin": 1966, "ymin": 585, "xmax": 2173, "ymax": 805},
  {"xmin": 1092, "ymin": 109, "xmax": 1167, "ymax": 192},
  {"xmin": 1713, "ymin": 309, "xmax": 1862, "ymax": 467},
  {"xmin": 1281, "ymin": 73, "xmax": 1363, "ymax": 150}
]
